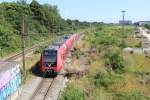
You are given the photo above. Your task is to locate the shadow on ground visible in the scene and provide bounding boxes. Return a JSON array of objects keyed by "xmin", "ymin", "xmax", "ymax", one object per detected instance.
[{"xmin": 30, "ymin": 61, "xmax": 44, "ymax": 77}]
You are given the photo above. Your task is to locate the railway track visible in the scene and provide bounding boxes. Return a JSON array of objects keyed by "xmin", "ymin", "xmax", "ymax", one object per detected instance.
[
  {"xmin": 31, "ymin": 77, "xmax": 56, "ymax": 100},
  {"xmin": 5, "ymin": 39, "xmax": 54, "ymax": 61},
  {"xmin": 5, "ymin": 47, "xmax": 35, "ymax": 61}
]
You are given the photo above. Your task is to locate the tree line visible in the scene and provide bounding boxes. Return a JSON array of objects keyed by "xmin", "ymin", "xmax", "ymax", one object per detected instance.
[
  {"xmin": 0, "ymin": 0, "xmax": 103, "ymax": 34},
  {"xmin": 0, "ymin": 0, "xmax": 102, "ymax": 56}
]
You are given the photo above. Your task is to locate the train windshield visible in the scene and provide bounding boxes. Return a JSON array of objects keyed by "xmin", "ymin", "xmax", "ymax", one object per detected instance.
[{"xmin": 43, "ymin": 50, "xmax": 57, "ymax": 63}]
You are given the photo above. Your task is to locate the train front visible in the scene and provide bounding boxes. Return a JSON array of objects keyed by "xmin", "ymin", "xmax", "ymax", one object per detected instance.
[{"xmin": 40, "ymin": 49, "xmax": 58, "ymax": 75}]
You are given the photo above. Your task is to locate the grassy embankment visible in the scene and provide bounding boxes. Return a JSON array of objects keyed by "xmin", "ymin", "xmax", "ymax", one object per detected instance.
[{"xmin": 60, "ymin": 25, "xmax": 150, "ymax": 100}]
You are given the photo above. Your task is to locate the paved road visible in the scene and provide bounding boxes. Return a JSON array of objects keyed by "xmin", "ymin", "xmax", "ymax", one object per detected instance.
[
  {"xmin": 139, "ymin": 27, "xmax": 150, "ymax": 39},
  {"xmin": 136, "ymin": 27, "xmax": 150, "ymax": 47},
  {"xmin": 124, "ymin": 27, "xmax": 150, "ymax": 55}
]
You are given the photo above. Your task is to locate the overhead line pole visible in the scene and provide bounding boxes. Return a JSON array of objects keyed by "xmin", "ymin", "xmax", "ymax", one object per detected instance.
[
  {"xmin": 90, "ymin": 22, "xmax": 92, "ymax": 32},
  {"xmin": 22, "ymin": 15, "xmax": 27, "ymax": 81},
  {"xmin": 72, "ymin": 22, "xmax": 74, "ymax": 32}
]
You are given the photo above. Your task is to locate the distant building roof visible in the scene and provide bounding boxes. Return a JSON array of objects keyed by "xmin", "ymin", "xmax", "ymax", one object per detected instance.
[
  {"xmin": 119, "ymin": 20, "xmax": 132, "ymax": 25},
  {"xmin": 138, "ymin": 21, "xmax": 150, "ymax": 22},
  {"xmin": 136, "ymin": 21, "xmax": 150, "ymax": 25}
]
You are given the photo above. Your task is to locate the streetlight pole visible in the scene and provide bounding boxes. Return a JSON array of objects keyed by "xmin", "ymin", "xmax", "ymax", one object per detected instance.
[{"xmin": 122, "ymin": 10, "xmax": 126, "ymax": 34}]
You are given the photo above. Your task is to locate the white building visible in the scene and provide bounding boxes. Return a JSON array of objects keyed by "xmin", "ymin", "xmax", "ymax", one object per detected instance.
[{"xmin": 137, "ymin": 21, "xmax": 150, "ymax": 26}]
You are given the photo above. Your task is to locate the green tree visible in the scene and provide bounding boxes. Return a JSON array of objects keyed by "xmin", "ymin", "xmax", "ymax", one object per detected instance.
[
  {"xmin": 144, "ymin": 24, "xmax": 150, "ymax": 29},
  {"xmin": 30, "ymin": 0, "xmax": 46, "ymax": 22}
]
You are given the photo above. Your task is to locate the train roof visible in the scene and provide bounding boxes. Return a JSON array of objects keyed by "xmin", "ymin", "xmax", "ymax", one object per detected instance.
[
  {"xmin": 44, "ymin": 33, "xmax": 74, "ymax": 51},
  {"xmin": 45, "ymin": 45, "xmax": 59, "ymax": 51},
  {"xmin": 53, "ymin": 35, "xmax": 69, "ymax": 46}
]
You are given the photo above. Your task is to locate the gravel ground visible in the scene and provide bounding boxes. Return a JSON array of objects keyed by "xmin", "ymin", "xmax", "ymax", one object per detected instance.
[
  {"xmin": 45, "ymin": 75, "xmax": 68, "ymax": 100},
  {"xmin": 18, "ymin": 77, "xmax": 43, "ymax": 100},
  {"xmin": 32, "ymin": 78, "xmax": 54, "ymax": 100}
]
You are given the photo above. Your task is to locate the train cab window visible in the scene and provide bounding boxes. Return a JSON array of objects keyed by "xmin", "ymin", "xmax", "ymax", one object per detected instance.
[
  {"xmin": 43, "ymin": 50, "xmax": 57, "ymax": 67},
  {"xmin": 44, "ymin": 50, "xmax": 57, "ymax": 60},
  {"xmin": 44, "ymin": 50, "xmax": 56, "ymax": 55},
  {"xmin": 63, "ymin": 36, "xmax": 68, "ymax": 39}
]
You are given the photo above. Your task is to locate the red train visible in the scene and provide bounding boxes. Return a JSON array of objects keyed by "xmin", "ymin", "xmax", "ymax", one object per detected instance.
[{"xmin": 40, "ymin": 33, "xmax": 78, "ymax": 75}]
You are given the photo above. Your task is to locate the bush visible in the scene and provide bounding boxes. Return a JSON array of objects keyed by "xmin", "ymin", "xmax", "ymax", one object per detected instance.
[
  {"xmin": 60, "ymin": 85, "xmax": 87, "ymax": 100},
  {"xmin": 96, "ymin": 25, "xmax": 103, "ymax": 31},
  {"xmin": 104, "ymin": 48, "xmax": 125, "ymax": 73},
  {"xmin": 74, "ymin": 48, "xmax": 83, "ymax": 59},
  {"xmin": 92, "ymin": 71, "xmax": 122, "ymax": 88},
  {"xmin": 34, "ymin": 45, "xmax": 46, "ymax": 54},
  {"xmin": 93, "ymin": 72, "xmax": 112, "ymax": 88},
  {"xmin": 144, "ymin": 24, "xmax": 150, "ymax": 29},
  {"xmin": 112, "ymin": 91, "xmax": 150, "ymax": 100}
]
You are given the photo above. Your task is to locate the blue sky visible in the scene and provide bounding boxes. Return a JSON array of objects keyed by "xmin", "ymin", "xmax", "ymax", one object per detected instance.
[{"xmin": 0, "ymin": 0, "xmax": 150, "ymax": 23}]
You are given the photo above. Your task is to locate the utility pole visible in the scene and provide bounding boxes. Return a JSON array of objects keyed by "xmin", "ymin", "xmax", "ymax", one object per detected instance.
[
  {"xmin": 52, "ymin": 17, "xmax": 54, "ymax": 38},
  {"xmin": 52, "ymin": 24, "xmax": 54, "ymax": 38},
  {"xmin": 22, "ymin": 15, "xmax": 27, "ymax": 80},
  {"xmin": 72, "ymin": 22, "xmax": 74, "ymax": 32},
  {"xmin": 59, "ymin": 25, "xmax": 61, "ymax": 33},
  {"xmin": 48, "ymin": 21, "xmax": 51, "ymax": 34},
  {"xmin": 78, "ymin": 23, "xmax": 79, "ymax": 30},
  {"xmin": 90, "ymin": 22, "xmax": 92, "ymax": 32},
  {"xmin": 121, "ymin": 10, "xmax": 126, "ymax": 34}
]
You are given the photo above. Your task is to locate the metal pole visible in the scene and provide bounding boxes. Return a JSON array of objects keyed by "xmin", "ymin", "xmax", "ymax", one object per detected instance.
[
  {"xmin": 72, "ymin": 22, "xmax": 74, "ymax": 32},
  {"xmin": 122, "ymin": 10, "xmax": 126, "ymax": 34},
  {"xmin": 59, "ymin": 25, "xmax": 60, "ymax": 33},
  {"xmin": 22, "ymin": 15, "xmax": 27, "ymax": 80},
  {"xmin": 90, "ymin": 22, "xmax": 92, "ymax": 32}
]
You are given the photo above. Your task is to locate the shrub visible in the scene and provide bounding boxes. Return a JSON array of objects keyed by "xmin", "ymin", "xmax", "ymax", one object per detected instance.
[
  {"xmin": 34, "ymin": 45, "xmax": 46, "ymax": 54},
  {"xmin": 144, "ymin": 24, "xmax": 150, "ymax": 29},
  {"xmin": 112, "ymin": 91, "xmax": 150, "ymax": 100},
  {"xmin": 92, "ymin": 71, "xmax": 122, "ymax": 88},
  {"xmin": 93, "ymin": 72, "xmax": 112, "ymax": 88},
  {"xmin": 74, "ymin": 48, "xmax": 83, "ymax": 59},
  {"xmin": 104, "ymin": 49, "xmax": 125, "ymax": 73},
  {"xmin": 60, "ymin": 85, "xmax": 87, "ymax": 100},
  {"xmin": 96, "ymin": 25, "xmax": 103, "ymax": 31}
]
